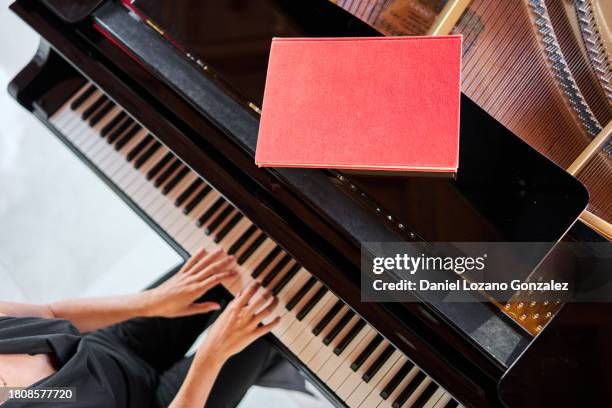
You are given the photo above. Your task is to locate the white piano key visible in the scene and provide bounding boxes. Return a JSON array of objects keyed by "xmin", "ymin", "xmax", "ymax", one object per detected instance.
[
  {"xmin": 336, "ymin": 340, "xmax": 389, "ymax": 399},
  {"xmin": 346, "ymin": 349, "xmax": 403, "ymax": 407},
  {"xmin": 421, "ymin": 388, "xmax": 446, "ymax": 408},
  {"xmin": 358, "ymin": 356, "xmax": 409, "ymax": 408},
  {"xmin": 376, "ymin": 366, "xmax": 420, "ymax": 408},
  {"xmin": 282, "ymin": 291, "xmax": 336, "ymax": 348},
  {"xmin": 324, "ymin": 329, "xmax": 378, "ymax": 389}
]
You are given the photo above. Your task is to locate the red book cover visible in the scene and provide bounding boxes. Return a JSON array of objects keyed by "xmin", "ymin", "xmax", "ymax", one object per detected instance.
[{"xmin": 255, "ymin": 36, "xmax": 462, "ymax": 175}]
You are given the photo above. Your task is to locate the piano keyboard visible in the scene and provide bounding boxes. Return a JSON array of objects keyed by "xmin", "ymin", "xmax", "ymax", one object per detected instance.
[{"xmin": 49, "ymin": 82, "xmax": 461, "ymax": 408}]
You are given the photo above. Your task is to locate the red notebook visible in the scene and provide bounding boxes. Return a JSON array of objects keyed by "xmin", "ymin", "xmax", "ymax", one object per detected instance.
[{"xmin": 255, "ymin": 36, "xmax": 462, "ymax": 175}]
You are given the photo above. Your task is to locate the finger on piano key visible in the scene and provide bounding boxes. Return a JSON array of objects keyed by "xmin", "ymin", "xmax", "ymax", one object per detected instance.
[{"xmin": 346, "ymin": 348, "xmax": 403, "ymax": 407}]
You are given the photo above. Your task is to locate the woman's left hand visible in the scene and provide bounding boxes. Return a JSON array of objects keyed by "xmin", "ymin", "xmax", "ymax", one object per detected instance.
[{"xmin": 140, "ymin": 247, "xmax": 237, "ymax": 318}]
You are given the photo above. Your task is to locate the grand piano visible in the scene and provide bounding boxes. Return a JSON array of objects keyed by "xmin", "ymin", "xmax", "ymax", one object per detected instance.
[{"xmin": 7, "ymin": 0, "xmax": 612, "ymax": 407}]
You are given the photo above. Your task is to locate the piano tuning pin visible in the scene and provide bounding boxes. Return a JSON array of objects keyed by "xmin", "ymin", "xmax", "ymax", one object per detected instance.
[
  {"xmin": 350, "ymin": 184, "xmax": 357, "ymax": 191},
  {"xmin": 387, "ymin": 215, "xmax": 393, "ymax": 221},
  {"xmin": 530, "ymin": 301, "xmax": 537, "ymax": 307},
  {"xmin": 398, "ymin": 223, "xmax": 405, "ymax": 230},
  {"xmin": 376, "ymin": 207, "xmax": 381, "ymax": 212},
  {"xmin": 517, "ymin": 302, "xmax": 524, "ymax": 309},
  {"xmin": 409, "ymin": 232, "xmax": 416, "ymax": 239},
  {"xmin": 337, "ymin": 174, "xmax": 344, "ymax": 181},
  {"xmin": 519, "ymin": 314, "xmax": 527, "ymax": 321},
  {"xmin": 535, "ymin": 325, "xmax": 543, "ymax": 332},
  {"xmin": 504, "ymin": 303, "xmax": 511, "ymax": 310},
  {"xmin": 532, "ymin": 313, "xmax": 540, "ymax": 320},
  {"xmin": 543, "ymin": 301, "xmax": 550, "ymax": 306},
  {"xmin": 545, "ymin": 312, "xmax": 552, "ymax": 319}
]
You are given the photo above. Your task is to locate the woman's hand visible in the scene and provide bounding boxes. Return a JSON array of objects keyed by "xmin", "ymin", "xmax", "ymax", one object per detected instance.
[
  {"xmin": 198, "ymin": 281, "xmax": 280, "ymax": 363},
  {"xmin": 141, "ymin": 248, "xmax": 238, "ymax": 318}
]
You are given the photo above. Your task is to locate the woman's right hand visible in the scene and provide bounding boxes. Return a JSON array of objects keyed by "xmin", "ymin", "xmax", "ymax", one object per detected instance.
[{"xmin": 199, "ymin": 281, "xmax": 280, "ymax": 363}]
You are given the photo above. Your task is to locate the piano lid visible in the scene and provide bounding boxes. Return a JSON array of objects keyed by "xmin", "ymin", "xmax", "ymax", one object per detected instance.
[{"xmin": 127, "ymin": 0, "xmax": 588, "ymax": 244}]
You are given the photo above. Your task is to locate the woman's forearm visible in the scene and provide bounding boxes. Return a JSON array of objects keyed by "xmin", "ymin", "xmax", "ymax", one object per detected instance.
[
  {"xmin": 47, "ymin": 293, "xmax": 150, "ymax": 332},
  {"xmin": 0, "ymin": 292, "xmax": 151, "ymax": 333},
  {"xmin": 169, "ymin": 344, "xmax": 226, "ymax": 408}
]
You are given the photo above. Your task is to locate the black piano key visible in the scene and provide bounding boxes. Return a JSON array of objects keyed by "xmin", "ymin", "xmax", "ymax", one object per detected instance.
[
  {"xmin": 195, "ymin": 197, "xmax": 226, "ymax": 227},
  {"xmin": 251, "ymin": 246, "xmax": 282, "ymax": 279},
  {"xmin": 114, "ymin": 124, "xmax": 140, "ymax": 151},
  {"xmin": 110, "ymin": 122, "xmax": 140, "ymax": 146},
  {"xmin": 182, "ymin": 185, "xmax": 212, "ymax": 215},
  {"xmin": 296, "ymin": 286, "xmax": 328, "ymax": 321},
  {"xmin": 154, "ymin": 159, "xmax": 181, "ymax": 188},
  {"xmin": 381, "ymin": 361, "xmax": 415, "ymax": 399},
  {"xmin": 323, "ymin": 309, "xmax": 355, "ymax": 345},
  {"xmin": 271, "ymin": 263, "xmax": 301, "ymax": 295},
  {"xmin": 351, "ymin": 334, "xmax": 383, "ymax": 371},
  {"xmin": 363, "ymin": 344, "xmax": 395, "ymax": 383},
  {"xmin": 101, "ymin": 111, "xmax": 127, "ymax": 137},
  {"xmin": 215, "ymin": 212, "xmax": 244, "ymax": 243},
  {"xmin": 146, "ymin": 152, "xmax": 173, "ymax": 180},
  {"xmin": 442, "ymin": 400, "xmax": 459, "ymax": 408},
  {"xmin": 286, "ymin": 277, "xmax": 317, "ymax": 311},
  {"xmin": 70, "ymin": 84, "xmax": 96, "ymax": 110},
  {"xmin": 88, "ymin": 99, "xmax": 114, "ymax": 127},
  {"xmin": 334, "ymin": 319, "xmax": 366, "ymax": 355},
  {"xmin": 228, "ymin": 224, "xmax": 257, "ymax": 255},
  {"xmin": 127, "ymin": 134, "xmax": 153, "ymax": 162},
  {"xmin": 392, "ymin": 371, "xmax": 427, "ymax": 408},
  {"xmin": 82, "ymin": 94, "xmax": 108, "ymax": 120},
  {"xmin": 237, "ymin": 233, "xmax": 267, "ymax": 265},
  {"xmin": 175, "ymin": 179, "xmax": 203, "ymax": 207},
  {"xmin": 205, "ymin": 205, "xmax": 234, "ymax": 234},
  {"xmin": 162, "ymin": 167, "xmax": 190, "ymax": 195},
  {"xmin": 107, "ymin": 120, "xmax": 135, "ymax": 144},
  {"xmin": 411, "ymin": 382, "xmax": 439, "ymax": 408},
  {"xmin": 313, "ymin": 300, "xmax": 344, "ymax": 336},
  {"xmin": 134, "ymin": 141, "xmax": 161, "ymax": 169},
  {"xmin": 261, "ymin": 255, "xmax": 292, "ymax": 287}
]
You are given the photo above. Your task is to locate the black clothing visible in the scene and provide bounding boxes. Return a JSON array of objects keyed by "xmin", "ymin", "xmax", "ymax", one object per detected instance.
[{"xmin": 0, "ymin": 267, "xmax": 304, "ymax": 408}]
